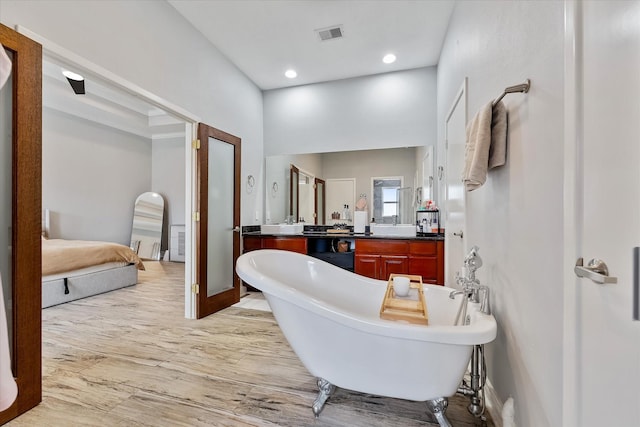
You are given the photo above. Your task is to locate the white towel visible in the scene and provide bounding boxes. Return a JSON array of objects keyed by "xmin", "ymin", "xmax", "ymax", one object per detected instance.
[
  {"xmin": 462, "ymin": 101, "xmax": 509, "ymax": 191},
  {"xmin": 463, "ymin": 101, "xmax": 493, "ymax": 191},
  {"xmin": 0, "ymin": 44, "xmax": 11, "ymax": 91}
]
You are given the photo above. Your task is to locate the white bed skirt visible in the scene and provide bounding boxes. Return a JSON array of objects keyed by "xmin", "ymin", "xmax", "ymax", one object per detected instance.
[{"xmin": 42, "ymin": 263, "xmax": 138, "ymax": 308}]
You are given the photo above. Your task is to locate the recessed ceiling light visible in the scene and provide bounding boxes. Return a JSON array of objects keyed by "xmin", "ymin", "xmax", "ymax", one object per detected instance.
[
  {"xmin": 62, "ymin": 70, "xmax": 84, "ymax": 81},
  {"xmin": 285, "ymin": 69, "xmax": 297, "ymax": 79},
  {"xmin": 382, "ymin": 54, "xmax": 396, "ymax": 64}
]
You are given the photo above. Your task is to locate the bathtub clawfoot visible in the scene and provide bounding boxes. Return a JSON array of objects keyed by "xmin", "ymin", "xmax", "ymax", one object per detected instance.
[
  {"xmin": 426, "ymin": 397, "xmax": 452, "ymax": 427},
  {"xmin": 312, "ymin": 378, "xmax": 336, "ymax": 417}
]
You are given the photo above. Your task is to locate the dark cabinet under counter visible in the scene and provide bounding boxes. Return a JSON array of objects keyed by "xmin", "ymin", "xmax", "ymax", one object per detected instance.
[{"xmin": 309, "ymin": 251, "xmax": 354, "ymax": 271}]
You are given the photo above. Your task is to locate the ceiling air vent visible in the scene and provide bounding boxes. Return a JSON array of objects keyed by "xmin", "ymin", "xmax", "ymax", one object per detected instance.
[{"xmin": 316, "ymin": 25, "xmax": 344, "ymax": 41}]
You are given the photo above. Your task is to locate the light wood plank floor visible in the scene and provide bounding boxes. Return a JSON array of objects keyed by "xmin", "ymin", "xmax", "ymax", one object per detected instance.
[{"xmin": 7, "ymin": 261, "xmax": 492, "ymax": 426}]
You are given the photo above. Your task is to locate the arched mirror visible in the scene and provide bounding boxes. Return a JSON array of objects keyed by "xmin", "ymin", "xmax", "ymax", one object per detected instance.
[{"xmin": 130, "ymin": 192, "xmax": 164, "ymax": 260}]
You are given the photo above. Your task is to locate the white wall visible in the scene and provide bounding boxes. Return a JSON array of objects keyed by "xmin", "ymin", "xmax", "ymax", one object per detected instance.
[
  {"xmin": 0, "ymin": 0, "xmax": 264, "ymax": 226},
  {"xmin": 437, "ymin": 2, "xmax": 564, "ymax": 426},
  {"xmin": 263, "ymin": 67, "xmax": 437, "ymax": 156},
  {"xmin": 152, "ymin": 136, "xmax": 185, "ymax": 251},
  {"xmin": 43, "ymin": 108, "xmax": 151, "ymax": 244}
]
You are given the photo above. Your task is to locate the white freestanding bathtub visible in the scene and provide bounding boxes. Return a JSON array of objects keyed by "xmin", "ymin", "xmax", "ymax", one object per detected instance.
[{"xmin": 236, "ymin": 249, "xmax": 497, "ymax": 426}]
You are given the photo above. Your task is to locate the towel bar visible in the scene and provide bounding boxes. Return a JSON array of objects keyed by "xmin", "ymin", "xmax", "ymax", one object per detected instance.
[{"xmin": 492, "ymin": 79, "xmax": 531, "ymax": 106}]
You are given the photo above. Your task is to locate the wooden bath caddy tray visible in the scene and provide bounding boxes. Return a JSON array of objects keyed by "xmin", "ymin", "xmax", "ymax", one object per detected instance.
[{"xmin": 379, "ymin": 274, "xmax": 429, "ymax": 325}]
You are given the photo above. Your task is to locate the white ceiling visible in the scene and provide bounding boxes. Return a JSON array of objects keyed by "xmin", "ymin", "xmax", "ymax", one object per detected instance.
[
  {"xmin": 43, "ymin": 57, "xmax": 186, "ymax": 140},
  {"xmin": 169, "ymin": 0, "xmax": 455, "ymax": 90}
]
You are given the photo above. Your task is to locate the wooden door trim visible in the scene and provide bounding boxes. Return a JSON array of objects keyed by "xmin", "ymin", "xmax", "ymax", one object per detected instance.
[
  {"xmin": 289, "ymin": 164, "xmax": 299, "ymax": 219},
  {"xmin": 195, "ymin": 123, "xmax": 241, "ymax": 318},
  {"xmin": 314, "ymin": 177, "xmax": 325, "ymax": 225},
  {"xmin": 0, "ymin": 23, "xmax": 42, "ymax": 424}
]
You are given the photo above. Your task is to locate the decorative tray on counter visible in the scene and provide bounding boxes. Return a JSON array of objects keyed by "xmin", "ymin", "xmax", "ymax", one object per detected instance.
[{"xmin": 379, "ymin": 274, "xmax": 429, "ymax": 325}]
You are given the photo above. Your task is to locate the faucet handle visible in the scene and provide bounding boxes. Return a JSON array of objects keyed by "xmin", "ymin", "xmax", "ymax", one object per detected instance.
[{"xmin": 478, "ymin": 285, "xmax": 491, "ymax": 315}]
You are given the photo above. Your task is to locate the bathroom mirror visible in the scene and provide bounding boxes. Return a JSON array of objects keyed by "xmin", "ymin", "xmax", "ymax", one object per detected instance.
[
  {"xmin": 265, "ymin": 146, "xmax": 431, "ymax": 224},
  {"xmin": 130, "ymin": 192, "xmax": 165, "ymax": 260}
]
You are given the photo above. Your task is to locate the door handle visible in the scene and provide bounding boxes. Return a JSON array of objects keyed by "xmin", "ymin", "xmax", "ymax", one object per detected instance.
[
  {"xmin": 232, "ymin": 226, "xmax": 240, "ymax": 232},
  {"xmin": 634, "ymin": 248, "xmax": 639, "ymax": 321},
  {"xmin": 574, "ymin": 257, "xmax": 617, "ymax": 284},
  {"xmin": 453, "ymin": 231, "xmax": 463, "ymax": 239}
]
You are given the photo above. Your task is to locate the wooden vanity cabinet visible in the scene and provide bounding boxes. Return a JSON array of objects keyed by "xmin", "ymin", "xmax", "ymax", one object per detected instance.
[
  {"xmin": 242, "ymin": 235, "xmax": 308, "ymax": 254},
  {"xmin": 408, "ymin": 241, "xmax": 444, "ymax": 284},
  {"xmin": 354, "ymin": 239, "xmax": 444, "ymax": 285},
  {"xmin": 241, "ymin": 235, "xmax": 308, "ymax": 291},
  {"xmin": 243, "ymin": 235, "xmax": 262, "ymax": 252},
  {"xmin": 354, "ymin": 240, "xmax": 409, "ymax": 279},
  {"xmin": 242, "ymin": 235, "xmax": 443, "ymax": 284}
]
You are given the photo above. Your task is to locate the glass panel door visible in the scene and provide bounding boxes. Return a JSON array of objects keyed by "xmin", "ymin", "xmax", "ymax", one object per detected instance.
[
  {"xmin": 195, "ymin": 123, "xmax": 240, "ymax": 319},
  {"xmin": 207, "ymin": 137, "xmax": 234, "ymax": 297}
]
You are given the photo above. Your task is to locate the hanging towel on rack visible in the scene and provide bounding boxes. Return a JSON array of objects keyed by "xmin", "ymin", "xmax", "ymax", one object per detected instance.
[
  {"xmin": 489, "ymin": 101, "xmax": 508, "ymax": 169},
  {"xmin": 463, "ymin": 101, "xmax": 493, "ymax": 191},
  {"xmin": 0, "ymin": 44, "xmax": 11, "ymax": 90},
  {"xmin": 463, "ymin": 101, "xmax": 509, "ymax": 191}
]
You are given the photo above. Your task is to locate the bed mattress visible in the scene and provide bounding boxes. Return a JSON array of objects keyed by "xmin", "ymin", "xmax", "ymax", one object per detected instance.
[{"xmin": 42, "ymin": 263, "xmax": 138, "ymax": 309}]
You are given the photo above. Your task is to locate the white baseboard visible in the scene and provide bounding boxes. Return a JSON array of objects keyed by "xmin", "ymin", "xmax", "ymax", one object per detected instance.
[{"xmin": 484, "ymin": 378, "xmax": 504, "ymax": 427}]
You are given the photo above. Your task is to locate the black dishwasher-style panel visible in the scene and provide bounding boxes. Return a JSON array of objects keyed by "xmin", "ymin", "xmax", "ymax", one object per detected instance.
[{"xmin": 309, "ymin": 251, "xmax": 354, "ymax": 271}]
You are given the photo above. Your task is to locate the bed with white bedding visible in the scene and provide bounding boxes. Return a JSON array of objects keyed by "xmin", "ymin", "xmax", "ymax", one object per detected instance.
[{"xmin": 42, "ymin": 238, "xmax": 145, "ymax": 308}]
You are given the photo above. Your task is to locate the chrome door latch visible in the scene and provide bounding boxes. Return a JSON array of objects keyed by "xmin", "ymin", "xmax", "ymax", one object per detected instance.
[{"xmin": 574, "ymin": 258, "xmax": 617, "ymax": 284}]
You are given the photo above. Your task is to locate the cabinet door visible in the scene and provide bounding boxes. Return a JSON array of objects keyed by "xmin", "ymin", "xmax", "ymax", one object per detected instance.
[
  {"xmin": 243, "ymin": 236, "xmax": 262, "ymax": 252},
  {"xmin": 354, "ymin": 254, "xmax": 380, "ymax": 279},
  {"xmin": 380, "ymin": 255, "xmax": 409, "ymax": 279},
  {"xmin": 262, "ymin": 237, "xmax": 307, "ymax": 254},
  {"xmin": 409, "ymin": 256, "xmax": 438, "ymax": 284}
]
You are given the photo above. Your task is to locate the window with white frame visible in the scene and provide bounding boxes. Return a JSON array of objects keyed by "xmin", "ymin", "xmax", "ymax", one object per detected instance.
[{"xmin": 372, "ymin": 177, "xmax": 402, "ymax": 223}]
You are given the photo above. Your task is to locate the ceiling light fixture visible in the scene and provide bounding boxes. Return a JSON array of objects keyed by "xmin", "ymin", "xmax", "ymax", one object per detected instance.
[
  {"xmin": 285, "ymin": 69, "xmax": 297, "ymax": 79},
  {"xmin": 382, "ymin": 54, "xmax": 396, "ymax": 64},
  {"xmin": 62, "ymin": 69, "xmax": 86, "ymax": 95}
]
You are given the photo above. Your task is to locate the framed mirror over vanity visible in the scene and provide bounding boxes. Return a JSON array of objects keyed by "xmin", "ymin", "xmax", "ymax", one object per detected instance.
[{"xmin": 264, "ymin": 146, "xmax": 439, "ymax": 226}]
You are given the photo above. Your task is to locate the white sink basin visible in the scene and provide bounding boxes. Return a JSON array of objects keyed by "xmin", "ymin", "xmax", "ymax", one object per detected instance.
[
  {"xmin": 260, "ymin": 223, "xmax": 304, "ymax": 235},
  {"xmin": 370, "ymin": 224, "xmax": 417, "ymax": 237}
]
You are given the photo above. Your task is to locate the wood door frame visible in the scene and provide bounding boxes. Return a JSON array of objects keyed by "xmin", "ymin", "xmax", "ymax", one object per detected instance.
[
  {"xmin": 195, "ymin": 123, "xmax": 241, "ymax": 318},
  {"xmin": 443, "ymin": 77, "xmax": 468, "ymax": 286},
  {"xmin": 314, "ymin": 177, "xmax": 325, "ymax": 225},
  {"xmin": 289, "ymin": 164, "xmax": 299, "ymax": 220},
  {"xmin": 0, "ymin": 23, "xmax": 42, "ymax": 424}
]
